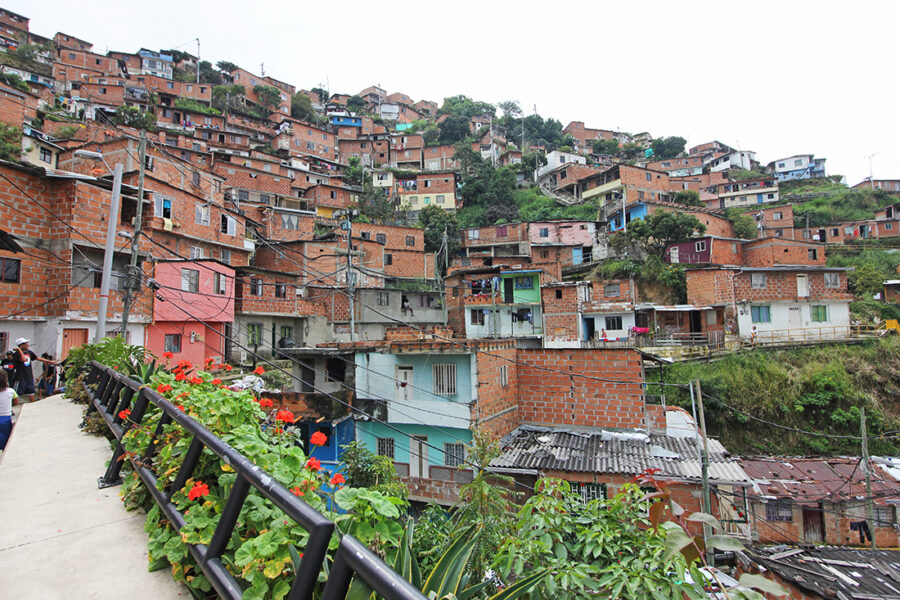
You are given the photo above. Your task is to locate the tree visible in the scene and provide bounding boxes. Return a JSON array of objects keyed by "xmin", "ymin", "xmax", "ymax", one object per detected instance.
[
  {"xmin": 438, "ymin": 114, "xmax": 470, "ymax": 144},
  {"xmin": 651, "ymin": 135, "xmax": 686, "ymax": 159},
  {"xmin": 497, "ymin": 100, "xmax": 522, "ymax": 117},
  {"xmin": 592, "ymin": 138, "xmax": 620, "ymax": 155},
  {"xmin": 850, "ymin": 263, "xmax": 885, "ymax": 299},
  {"xmin": 354, "ymin": 181, "xmax": 400, "ymax": 224},
  {"xmin": 310, "ymin": 87, "xmax": 328, "ymax": 103},
  {"xmin": 252, "ymin": 84, "xmax": 281, "ymax": 109},
  {"xmin": 732, "ymin": 213, "xmax": 758, "ymax": 239},
  {"xmin": 673, "ymin": 190, "xmax": 702, "ymax": 207},
  {"xmin": 0, "ymin": 123, "xmax": 21, "ymax": 162},
  {"xmin": 291, "ymin": 92, "xmax": 315, "ymax": 121},
  {"xmin": 422, "ymin": 126, "xmax": 439, "ymax": 146},
  {"xmin": 346, "ymin": 95, "xmax": 365, "ymax": 113},
  {"xmin": 624, "ymin": 210, "xmax": 706, "ymax": 258},
  {"xmin": 418, "ymin": 204, "xmax": 460, "ymax": 258},
  {"xmin": 343, "ymin": 157, "xmax": 365, "ymax": 187},
  {"xmin": 438, "ymin": 95, "xmax": 495, "ymax": 118},
  {"xmin": 197, "ymin": 60, "xmax": 221, "ymax": 85},
  {"xmin": 522, "ymin": 114, "xmax": 565, "ymax": 149},
  {"xmin": 110, "ymin": 106, "xmax": 156, "ymax": 131},
  {"xmin": 211, "ymin": 84, "xmax": 245, "ymax": 112},
  {"xmin": 215, "ymin": 60, "xmax": 238, "ymax": 73},
  {"xmin": 520, "ymin": 151, "xmax": 547, "ymax": 175},
  {"xmin": 338, "ymin": 441, "xmax": 408, "ymax": 499}
]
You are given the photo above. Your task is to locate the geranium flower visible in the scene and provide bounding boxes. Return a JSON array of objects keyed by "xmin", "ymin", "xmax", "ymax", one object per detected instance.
[
  {"xmin": 275, "ymin": 409, "xmax": 295, "ymax": 423},
  {"xmin": 156, "ymin": 384, "xmax": 173, "ymax": 394},
  {"xmin": 177, "ymin": 360, "xmax": 192, "ymax": 369},
  {"xmin": 174, "ymin": 372, "xmax": 186, "ymax": 382},
  {"xmin": 253, "ymin": 366, "xmax": 265, "ymax": 375},
  {"xmin": 187, "ymin": 481, "xmax": 209, "ymax": 501},
  {"xmin": 290, "ymin": 486, "xmax": 305, "ymax": 496},
  {"xmin": 176, "ymin": 405, "xmax": 186, "ymax": 412},
  {"xmin": 162, "ymin": 351, "xmax": 174, "ymax": 359},
  {"xmin": 305, "ymin": 457, "xmax": 321, "ymax": 471},
  {"xmin": 310, "ymin": 431, "xmax": 327, "ymax": 446},
  {"xmin": 329, "ymin": 473, "xmax": 345, "ymax": 486},
  {"xmin": 205, "ymin": 357, "xmax": 214, "ymax": 365},
  {"xmin": 258, "ymin": 398, "xmax": 274, "ymax": 409},
  {"xmin": 189, "ymin": 376, "xmax": 203, "ymax": 385},
  {"xmin": 224, "ymin": 365, "xmax": 233, "ymax": 371},
  {"xmin": 118, "ymin": 409, "xmax": 131, "ymax": 420}
]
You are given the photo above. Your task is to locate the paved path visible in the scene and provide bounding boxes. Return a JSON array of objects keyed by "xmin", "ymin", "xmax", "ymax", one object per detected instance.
[{"xmin": 0, "ymin": 395, "xmax": 187, "ymax": 598}]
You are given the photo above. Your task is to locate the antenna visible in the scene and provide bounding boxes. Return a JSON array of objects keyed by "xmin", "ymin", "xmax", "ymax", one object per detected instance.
[{"xmin": 260, "ymin": 62, "xmax": 265, "ymax": 76}]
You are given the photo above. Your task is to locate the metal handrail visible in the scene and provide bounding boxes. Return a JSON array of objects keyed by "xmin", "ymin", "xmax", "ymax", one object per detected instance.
[{"xmin": 84, "ymin": 361, "xmax": 426, "ymax": 600}]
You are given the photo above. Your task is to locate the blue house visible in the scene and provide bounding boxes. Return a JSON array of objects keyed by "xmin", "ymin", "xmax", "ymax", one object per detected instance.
[
  {"xmin": 330, "ymin": 115, "xmax": 362, "ymax": 128},
  {"xmin": 607, "ymin": 202, "xmax": 649, "ymax": 232}
]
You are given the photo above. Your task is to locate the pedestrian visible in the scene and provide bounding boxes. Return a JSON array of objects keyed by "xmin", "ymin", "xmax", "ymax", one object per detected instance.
[
  {"xmin": 12, "ymin": 338, "xmax": 56, "ymax": 402},
  {"xmin": 1, "ymin": 350, "xmax": 17, "ymax": 392},
  {"xmin": 0, "ymin": 370, "xmax": 16, "ymax": 450},
  {"xmin": 750, "ymin": 326, "xmax": 758, "ymax": 347},
  {"xmin": 38, "ymin": 353, "xmax": 59, "ymax": 398}
]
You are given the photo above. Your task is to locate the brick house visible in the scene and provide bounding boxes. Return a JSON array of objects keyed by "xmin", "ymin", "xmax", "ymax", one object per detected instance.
[
  {"xmin": 561, "ymin": 121, "xmax": 617, "ymax": 154},
  {"xmin": 396, "ymin": 171, "xmax": 459, "ymax": 216}
]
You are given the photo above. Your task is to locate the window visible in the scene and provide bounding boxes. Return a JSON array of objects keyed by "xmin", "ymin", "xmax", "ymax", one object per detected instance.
[
  {"xmin": 808, "ymin": 249, "xmax": 818, "ymax": 260},
  {"xmin": 875, "ymin": 505, "xmax": 895, "ymax": 527},
  {"xmin": 470, "ymin": 309, "xmax": 485, "ymax": 325},
  {"xmin": 604, "ymin": 283, "xmax": 620, "ymax": 297},
  {"xmin": 0, "ymin": 257, "xmax": 20, "ymax": 283},
  {"xmin": 424, "ymin": 197, "xmax": 431, "ymax": 205},
  {"xmin": 555, "ymin": 289, "xmax": 563, "ymax": 299},
  {"xmin": 275, "ymin": 283, "xmax": 287, "ymax": 298},
  {"xmin": 750, "ymin": 273, "xmax": 767, "ymax": 289},
  {"xmin": 164, "ymin": 334, "xmax": 182, "ymax": 353},
  {"xmin": 220, "ymin": 250, "xmax": 231, "ymax": 265},
  {"xmin": 695, "ymin": 241, "xmax": 707, "ymax": 252},
  {"xmin": 191, "ymin": 171, "xmax": 200, "ymax": 186},
  {"xmin": 432, "ymin": 363, "xmax": 457, "ymax": 395},
  {"xmin": 794, "ymin": 159, "xmax": 803, "ymax": 166},
  {"xmin": 154, "ymin": 195, "xmax": 172, "ymax": 218},
  {"xmin": 377, "ymin": 291, "xmax": 389, "ymax": 306},
  {"xmin": 824, "ymin": 272, "xmax": 840, "ymax": 288},
  {"xmin": 751, "ymin": 305, "xmax": 771, "ymax": 323},
  {"xmin": 765, "ymin": 499, "xmax": 792, "ymax": 522},
  {"xmin": 280, "ymin": 325, "xmax": 293, "ymax": 343},
  {"xmin": 773, "ymin": 212, "xmax": 783, "ymax": 220},
  {"xmin": 831, "ymin": 228, "xmax": 839, "ymax": 237},
  {"xmin": 189, "ymin": 246, "xmax": 204, "ymax": 259},
  {"xmin": 514, "ymin": 276, "xmax": 533, "ymax": 290},
  {"xmin": 408, "ymin": 196, "xmax": 417, "ymax": 205},
  {"xmin": 385, "ymin": 254, "xmax": 393, "ymax": 265},
  {"xmin": 500, "ymin": 364, "xmax": 508, "ymax": 387},
  {"xmin": 326, "ymin": 358, "xmax": 345, "ymax": 382},
  {"xmin": 238, "ymin": 190, "xmax": 249, "ymax": 202},
  {"xmin": 468, "ymin": 229, "xmax": 480, "ymax": 240},
  {"xmin": 376, "ymin": 437, "xmax": 395, "ymax": 459},
  {"xmin": 605, "ymin": 315, "xmax": 623, "ymax": 330},
  {"xmin": 376, "ymin": 233, "xmax": 386, "ymax": 244},
  {"xmin": 180, "ymin": 269, "xmax": 199, "ymax": 292},
  {"xmin": 281, "ymin": 214, "xmax": 299, "ymax": 230},
  {"xmin": 436, "ymin": 195, "xmax": 445, "ymax": 204},
  {"xmin": 645, "ymin": 172, "xmax": 652, "ymax": 181},
  {"xmin": 221, "ymin": 214, "xmax": 237, "ymax": 235},
  {"xmin": 539, "ymin": 228, "xmax": 549, "ymax": 238},
  {"xmin": 247, "ymin": 323, "xmax": 262, "ymax": 345},
  {"xmin": 251, "ymin": 278, "xmax": 263, "ymax": 296},
  {"xmin": 496, "ymin": 226, "xmax": 507, "ymax": 237},
  {"xmin": 576, "ymin": 483, "xmax": 607, "ymax": 503},
  {"xmin": 213, "ymin": 272, "xmax": 227, "ymax": 295},
  {"xmin": 811, "ymin": 305, "xmax": 828, "ymax": 322},
  {"xmin": 195, "ymin": 203, "xmax": 210, "ymax": 226},
  {"xmin": 540, "ymin": 250, "xmax": 549, "ymax": 259},
  {"xmin": 887, "ymin": 223, "xmax": 894, "ymax": 231},
  {"xmin": 39, "ymin": 147, "xmax": 52, "ymax": 163},
  {"xmin": 444, "ymin": 442, "xmax": 466, "ymax": 467},
  {"xmin": 405, "ymin": 235, "xmax": 415, "ymax": 246},
  {"xmin": 361, "ymin": 232, "xmax": 371, "ymax": 241}
]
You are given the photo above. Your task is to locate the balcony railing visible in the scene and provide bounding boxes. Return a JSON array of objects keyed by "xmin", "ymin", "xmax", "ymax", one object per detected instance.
[{"xmin": 83, "ymin": 361, "xmax": 426, "ymax": 600}]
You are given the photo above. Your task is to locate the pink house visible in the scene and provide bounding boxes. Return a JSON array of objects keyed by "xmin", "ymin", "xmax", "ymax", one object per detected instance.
[
  {"xmin": 528, "ymin": 221, "xmax": 599, "ymax": 265},
  {"xmin": 145, "ymin": 260, "xmax": 235, "ymax": 366}
]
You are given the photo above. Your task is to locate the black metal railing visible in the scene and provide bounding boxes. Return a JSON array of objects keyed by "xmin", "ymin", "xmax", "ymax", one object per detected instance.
[{"xmin": 84, "ymin": 361, "xmax": 426, "ymax": 600}]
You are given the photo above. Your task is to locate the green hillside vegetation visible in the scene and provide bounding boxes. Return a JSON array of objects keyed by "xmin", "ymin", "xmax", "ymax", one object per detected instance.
[{"xmin": 652, "ymin": 338, "xmax": 900, "ymax": 456}]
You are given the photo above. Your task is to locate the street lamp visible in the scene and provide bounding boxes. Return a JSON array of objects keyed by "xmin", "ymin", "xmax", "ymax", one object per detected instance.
[
  {"xmin": 74, "ymin": 149, "xmax": 124, "ymax": 342},
  {"xmin": 866, "ymin": 152, "xmax": 879, "ymax": 190}
]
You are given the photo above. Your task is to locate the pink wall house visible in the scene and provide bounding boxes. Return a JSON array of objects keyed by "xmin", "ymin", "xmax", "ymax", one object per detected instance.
[
  {"xmin": 145, "ymin": 260, "xmax": 235, "ymax": 365},
  {"xmin": 527, "ymin": 221, "xmax": 597, "ymax": 246}
]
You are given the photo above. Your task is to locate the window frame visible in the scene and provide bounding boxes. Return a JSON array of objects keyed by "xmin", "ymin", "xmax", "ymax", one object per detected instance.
[
  {"xmin": 164, "ymin": 333, "xmax": 182, "ymax": 353},
  {"xmin": 824, "ymin": 272, "xmax": 841, "ymax": 288},
  {"xmin": 605, "ymin": 315, "xmax": 623, "ymax": 331},
  {"xmin": 432, "ymin": 363, "xmax": 457, "ymax": 395},
  {"xmin": 0, "ymin": 257, "xmax": 21, "ymax": 283},
  {"xmin": 751, "ymin": 305, "xmax": 771, "ymax": 323},
  {"xmin": 765, "ymin": 499, "xmax": 793, "ymax": 522},
  {"xmin": 180, "ymin": 268, "xmax": 199, "ymax": 293},
  {"xmin": 811, "ymin": 304, "xmax": 828, "ymax": 322},
  {"xmin": 750, "ymin": 273, "xmax": 767, "ymax": 289},
  {"xmin": 444, "ymin": 442, "xmax": 466, "ymax": 467},
  {"xmin": 376, "ymin": 437, "xmax": 395, "ymax": 459}
]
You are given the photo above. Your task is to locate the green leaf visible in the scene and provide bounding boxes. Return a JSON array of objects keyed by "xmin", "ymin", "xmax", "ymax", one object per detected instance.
[
  {"xmin": 272, "ymin": 580, "xmax": 291, "ymax": 600},
  {"xmin": 288, "ymin": 544, "xmax": 303, "ymax": 573},
  {"xmin": 458, "ymin": 579, "xmax": 492, "ymax": 600},
  {"xmin": 686, "ymin": 512, "xmax": 721, "ymax": 532},
  {"xmin": 394, "ymin": 524, "xmax": 421, "ymax": 588},
  {"xmin": 706, "ymin": 535, "xmax": 745, "ymax": 552},
  {"xmin": 552, "ymin": 542, "xmax": 568, "ymax": 561},
  {"xmin": 738, "ymin": 573, "xmax": 790, "ymax": 597},
  {"xmin": 663, "ymin": 524, "xmax": 693, "ymax": 562},
  {"xmin": 345, "ymin": 576, "xmax": 375, "ymax": 600},
  {"xmin": 422, "ymin": 524, "xmax": 480, "ymax": 598},
  {"xmin": 489, "ymin": 568, "xmax": 551, "ymax": 600}
]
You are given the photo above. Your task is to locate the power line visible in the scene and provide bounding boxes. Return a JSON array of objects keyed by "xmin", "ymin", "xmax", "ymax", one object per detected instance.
[{"xmin": 0, "ymin": 272, "xmax": 95, "ymax": 319}]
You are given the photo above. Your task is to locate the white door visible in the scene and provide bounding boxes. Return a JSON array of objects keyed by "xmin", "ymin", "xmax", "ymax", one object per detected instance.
[
  {"xmin": 395, "ymin": 366, "xmax": 413, "ymax": 404},
  {"xmin": 409, "ymin": 436, "xmax": 428, "ymax": 478},
  {"xmin": 669, "ymin": 246, "xmax": 680, "ymax": 264},
  {"xmin": 788, "ymin": 305, "xmax": 802, "ymax": 335},
  {"xmin": 796, "ymin": 274, "xmax": 809, "ymax": 298}
]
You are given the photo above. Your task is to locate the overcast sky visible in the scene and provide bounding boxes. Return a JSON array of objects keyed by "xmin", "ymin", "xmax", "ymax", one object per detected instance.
[{"xmin": 13, "ymin": 0, "xmax": 899, "ymax": 184}]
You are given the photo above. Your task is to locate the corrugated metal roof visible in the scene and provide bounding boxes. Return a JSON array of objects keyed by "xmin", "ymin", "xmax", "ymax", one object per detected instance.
[{"xmin": 489, "ymin": 426, "xmax": 751, "ymax": 484}]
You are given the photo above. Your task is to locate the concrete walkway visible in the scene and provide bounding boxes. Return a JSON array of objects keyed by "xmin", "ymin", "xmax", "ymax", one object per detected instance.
[{"xmin": 0, "ymin": 395, "xmax": 187, "ymax": 598}]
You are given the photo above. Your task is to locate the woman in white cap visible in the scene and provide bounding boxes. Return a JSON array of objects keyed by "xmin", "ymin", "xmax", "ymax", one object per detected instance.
[{"xmin": 12, "ymin": 338, "xmax": 56, "ymax": 402}]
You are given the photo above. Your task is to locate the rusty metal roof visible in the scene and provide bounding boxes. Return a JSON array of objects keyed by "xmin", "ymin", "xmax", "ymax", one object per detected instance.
[{"xmin": 489, "ymin": 426, "xmax": 751, "ymax": 484}]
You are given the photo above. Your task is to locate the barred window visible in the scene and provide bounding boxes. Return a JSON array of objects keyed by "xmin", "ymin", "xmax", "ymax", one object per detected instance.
[
  {"xmin": 575, "ymin": 482, "xmax": 607, "ymax": 503},
  {"xmin": 875, "ymin": 505, "xmax": 895, "ymax": 527},
  {"xmin": 766, "ymin": 499, "xmax": 793, "ymax": 522},
  {"xmin": 432, "ymin": 363, "xmax": 457, "ymax": 395},
  {"xmin": 377, "ymin": 437, "xmax": 395, "ymax": 459},
  {"xmin": 751, "ymin": 273, "xmax": 767, "ymax": 289},
  {"xmin": 444, "ymin": 442, "xmax": 465, "ymax": 467},
  {"xmin": 500, "ymin": 364, "xmax": 508, "ymax": 387}
]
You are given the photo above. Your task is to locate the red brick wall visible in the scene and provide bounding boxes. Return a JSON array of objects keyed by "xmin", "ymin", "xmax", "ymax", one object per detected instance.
[
  {"xmin": 351, "ymin": 223, "xmax": 424, "ymax": 251},
  {"xmin": 384, "ymin": 249, "xmax": 437, "ymax": 279},
  {"xmin": 732, "ymin": 270, "xmax": 853, "ymax": 303},
  {"xmin": 461, "ymin": 222, "xmax": 528, "ymax": 247},
  {"xmin": 235, "ymin": 270, "xmax": 300, "ymax": 315},
  {"xmin": 541, "ymin": 285, "xmax": 581, "ymax": 343},
  {"xmin": 474, "ymin": 343, "xmax": 519, "ymax": 437},
  {"xmin": 685, "ymin": 270, "xmax": 737, "ymax": 305},
  {"xmin": 0, "ymin": 85, "xmax": 38, "ymax": 127},
  {"xmin": 743, "ymin": 238, "xmax": 826, "ymax": 267},
  {"xmin": 516, "ymin": 349, "xmax": 644, "ymax": 429}
]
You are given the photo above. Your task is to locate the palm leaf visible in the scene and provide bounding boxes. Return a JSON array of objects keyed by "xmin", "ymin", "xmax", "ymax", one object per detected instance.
[
  {"xmin": 489, "ymin": 568, "xmax": 551, "ymax": 600},
  {"xmin": 421, "ymin": 523, "xmax": 480, "ymax": 598}
]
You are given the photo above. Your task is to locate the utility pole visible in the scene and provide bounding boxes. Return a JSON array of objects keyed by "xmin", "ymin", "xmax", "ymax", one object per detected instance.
[
  {"xmin": 861, "ymin": 407, "xmax": 877, "ymax": 549},
  {"xmin": 441, "ymin": 226, "xmax": 448, "ymax": 326},
  {"xmin": 867, "ymin": 153, "xmax": 879, "ymax": 190},
  {"xmin": 195, "ymin": 38, "xmax": 200, "ymax": 84},
  {"xmin": 695, "ymin": 379, "xmax": 715, "ymax": 566},
  {"xmin": 96, "ymin": 163, "xmax": 124, "ymax": 342},
  {"xmin": 345, "ymin": 216, "xmax": 355, "ymax": 342},
  {"xmin": 119, "ymin": 131, "xmax": 147, "ymax": 338}
]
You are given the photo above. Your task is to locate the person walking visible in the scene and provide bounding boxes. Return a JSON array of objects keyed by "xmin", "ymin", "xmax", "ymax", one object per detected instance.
[
  {"xmin": 1, "ymin": 350, "xmax": 17, "ymax": 392},
  {"xmin": 0, "ymin": 370, "xmax": 16, "ymax": 450},
  {"xmin": 12, "ymin": 338, "xmax": 56, "ymax": 402}
]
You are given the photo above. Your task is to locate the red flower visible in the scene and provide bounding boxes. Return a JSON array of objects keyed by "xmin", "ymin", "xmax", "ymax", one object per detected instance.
[
  {"xmin": 177, "ymin": 405, "xmax": 186, "ymax": 412},
  {"xmin": 211, "ymin": 378, "xmax": 221, "ymax": 386},
  {"xmin": 162, "ymin": 351, "xmax": 174, "ymax": 359},
  {"xmin": 174, "ymin": 372, "xmax": 186, "ymax": 382},
  {"xmin": 258, "ymin": 398, "xmax": 274, "ymax": 409},
  {"xmin": 177, "ymin": 360, "xmax": 192, "ymax": 369},
  {"xmin": 177, "ymin": 392, "xmax": 189, "ymax": 399},
  {"xmin": 310, "ymin": 431, "xmax": 327, "ymax": 446},
  {"xmin": 306, "ymin": 457, "xmax": 321, "ymax": 472},
  {"xmin": 189, "ymin": 376, "xmax": 203, "ymax": 385},
  {"xmin": 118, "ymin": 409, "xmax": 131, "ymax": 420},
  {"xmin": 329, "ymin": 473, "xmax": 346, "ymax": 486},
  {"xmin": 205, "ymin": 357, "xmax": 214, "ymax": 365},
  {"xmin": 290, "ymin": 486, "xmax": 305, "ymax": 496},
  {"xmin": 113, "ymin": 366, "xmax": 118, "ymax": 370},
  {"xmin": 156, "ymin": 384, "xmax": 173, "ymax": 394},
  {"xmin": 253, "ymin": 366, "xmax": 265, "ymax": 375},
  {"xmin": 187, "ymin": 481, "xmax": 209, "ymax": 501},
  {"xmin": 224, "ymin": 365, "xmax": 233, "ymax": 371},
  {"xmin": 275, "ymin": 409, "xmax": 295, "ymax": 423}
]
